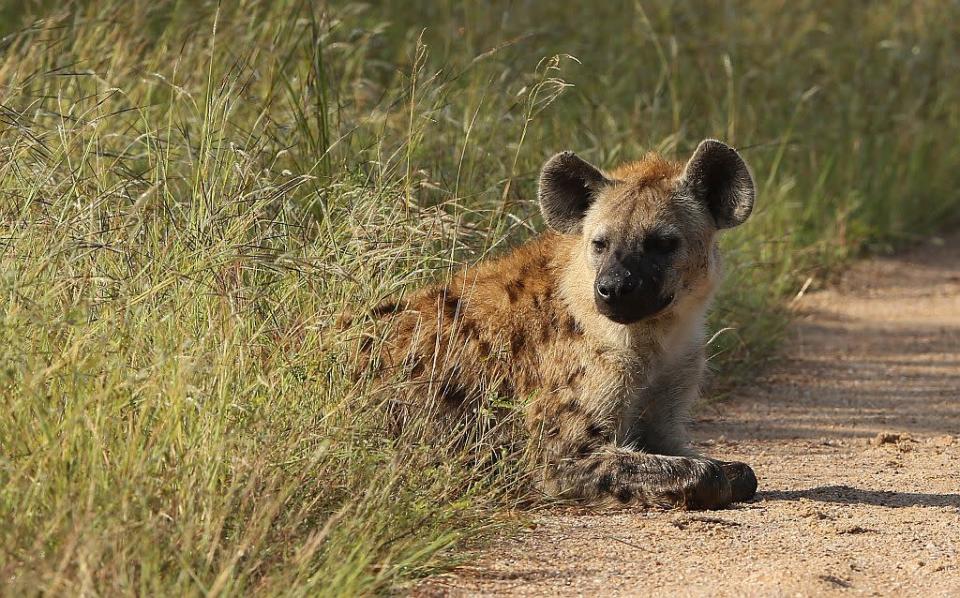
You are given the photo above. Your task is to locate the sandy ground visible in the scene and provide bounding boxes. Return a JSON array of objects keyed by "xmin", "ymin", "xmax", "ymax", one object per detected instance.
[{"xmin": 423, "ymin": 234, "xmax": 960, "ymax": 597}]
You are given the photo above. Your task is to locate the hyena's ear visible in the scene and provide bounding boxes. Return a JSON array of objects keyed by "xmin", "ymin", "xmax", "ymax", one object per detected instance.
[
  {"xmin": 681, "ymin": 139, "xmax": 755, "ymax": 229},
  {"xmin": 538, "ymin": 151, "xmax": 610, "ymax": 234}
]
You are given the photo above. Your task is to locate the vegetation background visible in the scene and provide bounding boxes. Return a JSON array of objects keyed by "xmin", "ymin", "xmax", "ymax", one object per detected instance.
[{"xmin": 1, "ymin": 0, "xmax": 958, "ymax": 594}]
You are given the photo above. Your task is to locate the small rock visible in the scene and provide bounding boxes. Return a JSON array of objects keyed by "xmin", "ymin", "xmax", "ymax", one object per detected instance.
[{"xmin": 837, "ymin": 525, "xmax": 874, "ymax": 535}]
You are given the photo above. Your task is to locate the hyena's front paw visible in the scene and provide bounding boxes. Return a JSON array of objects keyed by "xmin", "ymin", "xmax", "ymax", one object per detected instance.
[
  {"xmin": 719, "ymin": 461, "xmax": 758, "ymax": 503},
  {"xmin": 681, "ymin": 459, "xmax": 733, "ymax": 510}
]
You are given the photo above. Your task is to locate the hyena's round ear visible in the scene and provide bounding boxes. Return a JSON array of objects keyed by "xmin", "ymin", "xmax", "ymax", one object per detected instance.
[
  {"xmin": 538, "ymin": 151, "xmax": 610, "ymax": 234},
  {"xmin": 681, "ymin": 139, "xmax": 755, "ymax": 229}
]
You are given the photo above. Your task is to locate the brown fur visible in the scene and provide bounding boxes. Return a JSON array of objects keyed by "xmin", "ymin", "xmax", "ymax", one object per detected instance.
[{"xmin": 353, "ymin": 141, "xmax": 758, "ymax": 509}]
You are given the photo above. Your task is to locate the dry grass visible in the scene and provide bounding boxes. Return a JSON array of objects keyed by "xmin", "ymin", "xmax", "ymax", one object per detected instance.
[{"xmin": 1, "ymin": 0, "xmax": 959, "ymax": 595}]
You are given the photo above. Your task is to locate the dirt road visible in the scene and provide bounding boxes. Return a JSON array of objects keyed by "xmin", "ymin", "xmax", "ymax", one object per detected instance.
[{"xmin": 431, "ymin": 235, "xmax": 960, "ymax": 597}]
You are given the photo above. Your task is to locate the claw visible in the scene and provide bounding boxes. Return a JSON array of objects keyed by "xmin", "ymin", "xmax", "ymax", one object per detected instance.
[
  {"xmin": 684, "ymin": 460, "xmax": 734, "ymax": 510},
  {"xmin": 720, "ymin": 461, "xmax": 758, "ymax": 502}
]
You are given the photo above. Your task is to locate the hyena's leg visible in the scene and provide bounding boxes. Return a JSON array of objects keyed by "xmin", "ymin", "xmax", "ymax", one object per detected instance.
[
  {"xmin": 636, "ymin": 366, "xmax": 758, "ymax": 503},
  {"xmin": 639, "ymin": 431, "xmax": 758, "ymax": 504},
  {"xmin": 529, "ymin": 394, "xmax": 734, "ymax": 509},
  {"xmin": 641, "ymin": 414, "xmax": 758, "ymax": 504},
  {"xmin": 546, "ymin": 448, "xmax": 734, "ymax": 509}
]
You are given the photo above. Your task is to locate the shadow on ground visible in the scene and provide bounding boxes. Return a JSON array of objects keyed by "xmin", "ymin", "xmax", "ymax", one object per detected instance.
[{"xmin": 762, "ymin": 485, "xmax": 960, "ymax": 509}]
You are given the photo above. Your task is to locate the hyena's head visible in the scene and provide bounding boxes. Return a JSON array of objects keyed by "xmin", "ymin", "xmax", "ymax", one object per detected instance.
[{"xmin": 539, "ymin": 139, "xmax": 754, "ymax": 325}]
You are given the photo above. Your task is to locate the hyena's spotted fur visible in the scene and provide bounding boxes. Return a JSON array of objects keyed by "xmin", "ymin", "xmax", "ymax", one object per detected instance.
[{"xmin": 355, "ymin": 140, "xmax": 758, "ymax": 509}]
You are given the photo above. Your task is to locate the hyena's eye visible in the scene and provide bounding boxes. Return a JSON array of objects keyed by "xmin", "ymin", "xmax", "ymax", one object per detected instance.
[
  {"xmin": 645, "ymin": 234, "xmax": 680, "ymax": 254},
  {"xmin": 591, "ymin": 238, "xmax": 608, "ymax": 254}
]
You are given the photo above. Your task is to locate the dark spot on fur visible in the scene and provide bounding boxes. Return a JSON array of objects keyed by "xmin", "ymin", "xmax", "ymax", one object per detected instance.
[
  {"xmin": 561, "ymin": 400, "xmax": 582, "ymax": 414},
  {"xmin": 510, "ymin": 332, "xmax": 526, "ymax": 356},
  {"xmin": 578, "ymin": 443, "xmax": 594, "ymax": 457},
  {"xmin": 359, "ymin": 334, "xmax": 374, "ymax": 352},
  {"xmin": 370, "ymin": 300, "xmax": 404, "ymax": 318},
  {"xmin": 459, "ymin": 318, "xmax": 479, "ymax": 338},
  {"xmin": 505, "ymin": 279, "xmax": 525, "ymax": 303},
  {"xmin": 586, "ymin": 422, "xmax": 604, "ymax": 438},
  {"xmin": 615, "ymin": 487, "xmax": 633, "ymax": 503},
  {"xmin": 564, "ymin": 316, "xmax": 583, "ymax": 337},
  {"xmin": 443, "ymin": 294, "xmax": 461, "ymax": 318},
  {"xmin": 565, "ymin": 366, "xmax": 585, "ymax": 389},
  {"xmin": 440, "ymin": 382, "xmax": 467, "ymax": 405},
  {"xmin": 478, "ymin": 339, "xmax": 491, "ymax": 355},
  {"xmin": 597, "ymin": 473, "xmax": 614, "ymax": 494}
]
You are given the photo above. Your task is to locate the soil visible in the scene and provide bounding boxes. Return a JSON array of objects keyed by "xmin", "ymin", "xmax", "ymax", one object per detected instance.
[{"xmin": 423, "ymin": 234, "xmax": 960, "ymax": 597}]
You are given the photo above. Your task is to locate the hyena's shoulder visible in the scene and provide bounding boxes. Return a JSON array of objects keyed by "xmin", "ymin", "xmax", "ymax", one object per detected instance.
[{"xmin": 359, "ymin": 231, "xmax": 588, "ymax": 397}]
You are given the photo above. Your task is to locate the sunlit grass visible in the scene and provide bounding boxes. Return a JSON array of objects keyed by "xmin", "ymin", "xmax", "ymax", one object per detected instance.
[{"xmin": 1, "ymin": 0, "xmax": 958, "ymax": 594}]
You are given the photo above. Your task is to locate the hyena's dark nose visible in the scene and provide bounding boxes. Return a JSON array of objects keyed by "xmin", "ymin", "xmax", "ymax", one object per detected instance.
[
  {"xmin": 595, "ymin": 270, "xmax": 636, "ymax": 303},
  {"xmin": 596, "ymin": 281, "xmax": 613, "ymax": 300}
]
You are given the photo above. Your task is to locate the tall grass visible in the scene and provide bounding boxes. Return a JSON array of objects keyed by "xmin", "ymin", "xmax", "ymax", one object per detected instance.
[{"xmin": 1, "ymin": 0, "xmax": 958, "ymax": 594}]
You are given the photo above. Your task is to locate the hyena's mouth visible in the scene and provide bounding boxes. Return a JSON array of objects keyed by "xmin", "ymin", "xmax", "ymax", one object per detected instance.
[{"xmin": 597, "ymin": 292, "xmax": 675, "ymax": 325}]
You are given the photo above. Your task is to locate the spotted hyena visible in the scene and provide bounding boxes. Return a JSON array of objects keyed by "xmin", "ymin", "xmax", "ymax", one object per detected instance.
[{"xmin": 356, "ymin": 139, "xmax": 758, "ymax": 509}]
